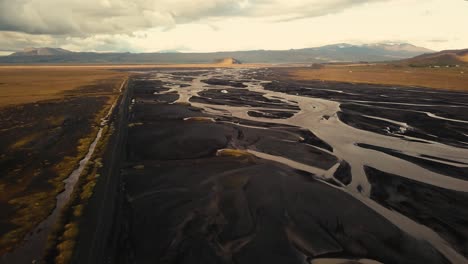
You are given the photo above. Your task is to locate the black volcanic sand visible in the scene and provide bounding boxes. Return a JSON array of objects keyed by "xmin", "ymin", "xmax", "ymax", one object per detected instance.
[
  {"xmin": 366, "ymin": 166, "xmax": 468, "ymax": 257},
  {"xmin": 358, "ymin": 143, "xmax": 468, "ymax": 181},
  {"xmin": 192, "ymin": 88, "xmax": 300, "ymax": 110},
  {"xmin": 119, "ymin": 159, "xmax": 447, "ymax": 264},
  {"xmin": 333, "ymin": 161, "xmax": 352, "ymax": 185},
  {"xmin": 340, "ymin": 104, "xmax": 468, "ymax": 148},
  {"xmin": 202, "ymin": 78, "xmax": 248, "ymax": 88},
  {"xmin": 247, "ymin": 110, "xmax": 295, "ymax": 119},
  {"xmin": 130, "ymin": 78, "xmax": 179, "ymax": 103},
  {"xmin": 131, "ymin": 104, "xmax": 207, "ymax": 121},
  {"xmin": 113, "ymin": 74, "xmax": 458, "ymax": 264}
]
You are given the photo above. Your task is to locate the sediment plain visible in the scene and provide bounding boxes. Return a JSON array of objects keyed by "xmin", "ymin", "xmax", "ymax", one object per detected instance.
[{"xmin": 108, "ymin": 67, "xmax": 468, "ymax": 264}]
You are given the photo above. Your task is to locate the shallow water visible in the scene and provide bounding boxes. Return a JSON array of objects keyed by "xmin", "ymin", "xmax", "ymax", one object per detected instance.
[{"xmin": 149, "ymin": 68, "xmax": 468, "ymax": 263}]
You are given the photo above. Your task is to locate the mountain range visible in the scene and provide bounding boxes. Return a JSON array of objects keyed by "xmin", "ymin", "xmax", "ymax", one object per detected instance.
[
  {"xmin": 8, "ymin": 47, "xmax": 73, "ymax": 56},
  {"xmin": 0, "ymin": 43, "xmax": 435, "ymax": 64}
]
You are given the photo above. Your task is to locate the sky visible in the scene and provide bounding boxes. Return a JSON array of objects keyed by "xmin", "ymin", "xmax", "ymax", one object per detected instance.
[{"xmin": 0, "ymin": 0, "xmax": 467, "ymax": 55}]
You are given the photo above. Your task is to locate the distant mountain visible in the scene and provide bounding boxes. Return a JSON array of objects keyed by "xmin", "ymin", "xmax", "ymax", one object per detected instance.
[
  {"xmin": 10, "ymin": 47, "xmax": 73, "ymax": 56},
  {"xmin": 363, "ymin": 43, "xmax": 433, "ymax": 54},
  {"xmin": 292, "ymin": 43, "xmax": 434, "ymax": 62},
  {"xmin": 0, "ymin": 43, "xmax": 433, "ymax": 64},
  {"xmin": 401, "ymin": 49, "xmax": 468, "ymax": 66}
]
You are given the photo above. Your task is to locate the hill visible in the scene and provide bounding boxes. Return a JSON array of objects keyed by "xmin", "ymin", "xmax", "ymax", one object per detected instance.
[
  {"xmin": 402, "ymin": 49, "xmax": 468, "ymax": 67},
  {"xmin": 214, "ymin": 57, "xmax": 242, "ymax": 65},
  {"xmin": 0, "ymin": 43, "xmax": 433, "ymax": 64}
]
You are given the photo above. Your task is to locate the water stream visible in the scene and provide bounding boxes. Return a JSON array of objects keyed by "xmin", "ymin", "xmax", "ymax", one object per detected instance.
[
  {"xmin": 152, "ymin": 68, "xmax": 468, "ymax": 263},
  {"xmin": 0, "ymin": 128, "xmax": 103, "ymax": 264}
]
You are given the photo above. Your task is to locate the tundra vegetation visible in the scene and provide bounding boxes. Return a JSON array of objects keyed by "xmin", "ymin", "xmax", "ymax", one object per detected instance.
[{"xmin": 0, "ymin": 66, "xmax": 127, "ymax": 254}]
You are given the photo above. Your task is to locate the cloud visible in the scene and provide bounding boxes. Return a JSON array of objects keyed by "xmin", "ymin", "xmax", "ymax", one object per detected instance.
[
  {"xmin": 61, "ymin": 34, "xmax": 137, "ymax": 52},
  {"xmin": 0, "ymin": 0, "xmax": 171, "ymax": 35},
  {"xmin": 1, "ymin": 0, "xmax": 467, "ymax": 54},
  {"xmin": 0, "ymin": 31, "xmax": 56, "ymax": 51},
  {"xmin": 428, "ymin": 39, "xmax": 449, "ymax": 43},
  {"xmin": 0, "ymin": 0, "xmax": 384, "ymax": 35},
  {"xmin": 0, "ymin": 31, "xmax": 137, "ymax": 53}
]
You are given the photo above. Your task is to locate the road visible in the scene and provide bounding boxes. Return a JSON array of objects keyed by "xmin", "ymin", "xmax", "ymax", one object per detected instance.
[{"xmin": 72, "ymin": 78, "xmax": 132, "ymax": 264}]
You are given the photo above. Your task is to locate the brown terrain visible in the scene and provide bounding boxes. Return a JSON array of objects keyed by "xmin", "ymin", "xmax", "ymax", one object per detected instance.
[
  {"xmin": 287, "ymin": 64, "xmax": 468, "ymax": 91},
  {"xmin": 403, "ymin": 49, "xmax": 468, "ymax": 67},
  {"xmin": 215, "ymin": 57, "xmax": 243, "ymax": 65},
  {"xmin": 0, "ymin": 67, "xmax": 129, "ymax": 107},
  {"xmin": 0, "ymin": 66, "xmax": 127, "ymax": 256}
]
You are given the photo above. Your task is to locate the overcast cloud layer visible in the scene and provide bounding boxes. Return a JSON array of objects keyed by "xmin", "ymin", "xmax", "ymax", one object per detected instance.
[
  {"xmin": 0, "ymin": 0, "xmax": 467, "ymax": 54},
  {"xmin": 0, "ymin": 0, "xmax": 381, "ymax": 35}
]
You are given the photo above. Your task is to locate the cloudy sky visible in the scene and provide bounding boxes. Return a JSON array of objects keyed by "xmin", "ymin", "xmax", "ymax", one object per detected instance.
[{"xmin": 0, "ymin": 0, "xmax": 467, "ymax": 55}]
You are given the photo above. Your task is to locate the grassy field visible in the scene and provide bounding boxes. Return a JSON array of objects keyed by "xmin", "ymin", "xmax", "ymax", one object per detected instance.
[
  {"xmin": 0, "ymin": 67, "xmax": 128, "ymax": 107},
  {"xmin": 287, "ymin": 64, "xmax": 468, "ymax": 91},
  {"xmin": 0, "ymin": 67, "xmax": 128, "ymax": 255}
]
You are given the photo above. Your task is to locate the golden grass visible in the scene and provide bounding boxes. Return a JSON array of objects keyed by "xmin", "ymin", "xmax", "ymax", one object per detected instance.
[
  {"xmin": 133, "ymin": 164, "xmax": 145, "ymax": 170},
  {"xmin": 0, "ymin": 73, "xmax": 127, "ymax": 255},
  {"xmin": 221, "ymin": 174, "xmax": 250, "ymax": 189},
  {"xmin": 45, "ymin": 116, "xmax": 67, "ymax": 127},
  {"xmin": 128, "ymin": 122, "xmax": 144, "ymax": 128},
  {"xmin": 9, "ymin": 132, "xmax": 42, "ymax": 149},
  {"xmin": 1, "ymin": 191, "xmax": 52, "ymax": 249},
  {"xmin": 460, "ymin": 55, "xmax": 468, "ymax": 62},
  {"xmin": 0, "ymin": 128, "xmax": 99, "ymax": 254},
  {"xmin": 216, "ymin": 149, "xmax": 254, "ymax": 158},
  {"xmin": 55, "ymin": 224, "xmax": 77, "ymax": 264},
  {"xmin": 46, "ymin": 123, "xmax": 116, "ymax": 264},
  {"xmin": 183, "ymin": 117, "xmax": 215, "ymax": 122},
  {"xmin": 0, "ymin": 67, "xmax": 127, "ymax": 107},
  {"xmin": 288, "ymin": 64, "xmax": 468, "ymax": 92}
]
